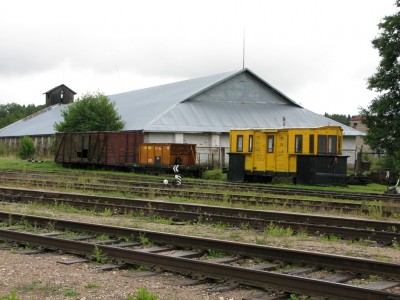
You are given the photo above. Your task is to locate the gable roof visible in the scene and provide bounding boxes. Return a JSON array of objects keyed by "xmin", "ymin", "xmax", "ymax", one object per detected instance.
[
  {"xmin": 0, "ymin": 68, "xmax": 362, "ymax": 137},
  {"xmin": 43, "ymin": 84, "xmax": 76, "ymax": 95}
]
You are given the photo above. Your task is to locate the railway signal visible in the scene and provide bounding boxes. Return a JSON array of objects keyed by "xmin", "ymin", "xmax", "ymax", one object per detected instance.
[{"xmin": 173, "ymin": 164, "xmax": 182, "ymax": 186}]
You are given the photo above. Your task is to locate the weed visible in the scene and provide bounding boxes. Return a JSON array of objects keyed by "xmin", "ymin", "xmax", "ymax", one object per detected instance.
[
  {"xmin": 264, "ymin": 222, "xmax": 293, "ymax": 237},
  {"xmin": 84, "ymin": 282, "xmax": 100, "ymax": 289},
  {"xmin": 255, "ymin": 237, "xmax": 267, "ymax": 245},
  {"xmin": 206, "ymin": 249, "xmax": 225, "ymax": 259},
  {"xmin": 0, "ymin": 290, "xmax": 20, "ymax": 300},
  {"xmin": 150, "ymin": 215, "xmax": 174, "ymax": 225},
  {"xmin": 392, "ymin": 241, "xmax": 400, "ymax": 249},
  {"xmin": 96, "ymin": 234, "xmax": 110, "ymax": 241},
  {"xmin": 125, "ymin": 286, "xmax": 158, "ymax": 300},
  {"xmin": 363, "ymin": 201, "xmax": 383, "ymax": 219},
  {"xmin": 91, "ymin": 245, "xmax": 108, "ymax": 264},
  {"xmin": 289, "ymin": 294, "xmax": 313, "ymax": 300},
  {"xmin": 138, "ymin": 234, "xmax": 153, "ymax": 247},
  {"xmin": 18, "ymin": 280, "xmax": 40, "ymax": 291},
  {"xmin": 64, "ymin": 289, "xmax": 79, "ymax": 297},
  {"xmin": 322, "ymin": 234, "xmax": 340, "ymax": 242},
  {"xmin": 102, "ymin": 208, "xmax": 113, "ymax": 217},
  {"xmin": 213, "ymin": 221, "xmax": 228, "ymax": 230}
]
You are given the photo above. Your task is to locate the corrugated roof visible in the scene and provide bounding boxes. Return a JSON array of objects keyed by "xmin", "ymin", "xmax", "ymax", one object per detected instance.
[{"xmin": 0, "ymin": 68, "xmax": 363, "ymax": 137}]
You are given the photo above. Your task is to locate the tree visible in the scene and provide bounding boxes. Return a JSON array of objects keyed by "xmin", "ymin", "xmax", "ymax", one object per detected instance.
[
  {"xmin": 0, "ymin": 103, "xmax": 46, "ymax": 129},
  {"xmin": 54, "ymin": 91, "xmax": 125, "ymax": 132},
  {"xmin": 324, "ymin": 113, "xmax": 350, "ymax": 126},
  {"xmin": 359, "ymin": 1, "xmax": 400, "ymax": 171},
  {"xmin": 17, "ymin": 135, "xmax": 35, "ymax": 160}
]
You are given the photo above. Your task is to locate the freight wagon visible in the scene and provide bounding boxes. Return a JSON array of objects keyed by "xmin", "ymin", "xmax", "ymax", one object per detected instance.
[
  {"xmin": 54, "ymin": 131, "xmax": 206, "ymax": 176},
  {"xmin": 228, "ymin": 126, "xmax": 348, "ymax": 186}
]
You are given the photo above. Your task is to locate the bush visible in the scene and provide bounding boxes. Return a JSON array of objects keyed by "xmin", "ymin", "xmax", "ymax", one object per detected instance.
[
  {"xmin": 17, "ymin": 136, "xmax": 35, "ymax": 160},
  {"xmin": 202, "ymin": 169, "xmax": 226, "ymax": 181}
]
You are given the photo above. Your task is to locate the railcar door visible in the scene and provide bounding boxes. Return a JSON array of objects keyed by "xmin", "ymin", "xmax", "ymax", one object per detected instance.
[
  {"xmin": 265, "ymin": 133, "xmax": 276, "ymax": 172},
  {"xmin": 253, "ymin": 131, "xmax": 267, "ymax": 171},
  {"xmin": 275, "ymin": 131, "xmax": 289, "ymax": 173}
]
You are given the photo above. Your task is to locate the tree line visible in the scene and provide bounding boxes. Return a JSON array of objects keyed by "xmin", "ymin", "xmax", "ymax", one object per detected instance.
[{"xmin": 0, "ymin": 103, "xmax": 46, "ymax": 129}]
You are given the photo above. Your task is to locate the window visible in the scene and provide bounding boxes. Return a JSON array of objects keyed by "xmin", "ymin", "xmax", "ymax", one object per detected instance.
[
  {"xmin": 248, "ymin": 135, "xmax": 253, "ymax": 152},
  {"xmin": 328, "ymin": 135, "xmax": 337, "ymax": 154},
  {"xmin": 318, "ymin": 135, "xmax": 338, "ymax": 154},
  {"xmin": 267, "ymin": 135, "xmax": 274, "ymax": 153},
  {"xmin": 237, "ymin": 135, "xmax": 243, "ymax": 152},
  {"xmin": 309, "ymin": 134, "xmax": 314, "ymax": 154},
  {"xmin": 318, "ymin": 135, "xmax": 327, "ymax": 154},
  {"xmin": 295, "ymin": 135, "xmax": 303, "ymax": 153}
]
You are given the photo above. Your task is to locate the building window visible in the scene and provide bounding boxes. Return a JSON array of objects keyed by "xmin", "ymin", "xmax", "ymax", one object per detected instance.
[
  {"xmin": 248, "ymin": 135, "xmax": 253, "ymax": 152},
  {"xmin": 267, "ymin": 135, "xmax": 274, "ymax": 153},
  {"xmin": 295, "ymin": 135, "xmax": 303, "ymax": 153},
  {"xmin": 237, "ymin": 135, "xmax": 243, "ymax": 152},
  {"xmin": 309, "ymin": 134, "xmax": 314, "ymax": 154}
]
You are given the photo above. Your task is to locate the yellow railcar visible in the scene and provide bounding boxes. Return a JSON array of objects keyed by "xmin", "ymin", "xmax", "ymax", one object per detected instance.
[{"xmin": 228, "ymin": 126, "xmax": 347, "ymax": 185}]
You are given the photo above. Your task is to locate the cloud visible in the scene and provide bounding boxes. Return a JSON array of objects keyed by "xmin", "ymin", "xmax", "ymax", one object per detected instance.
[{"xmin": 0, "ymin": 0, "xmax": 397, "ymax": 115}]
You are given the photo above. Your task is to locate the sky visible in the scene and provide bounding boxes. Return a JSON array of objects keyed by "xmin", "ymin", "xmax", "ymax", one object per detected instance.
[{"xmin": 0, "ymin": 0, "xmax": 397, "ymax": 116}]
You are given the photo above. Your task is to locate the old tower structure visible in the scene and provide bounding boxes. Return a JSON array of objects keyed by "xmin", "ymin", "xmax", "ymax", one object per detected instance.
[{"xmin": 44, "ymin": 84, "xmax": 76, "ymax": 107}]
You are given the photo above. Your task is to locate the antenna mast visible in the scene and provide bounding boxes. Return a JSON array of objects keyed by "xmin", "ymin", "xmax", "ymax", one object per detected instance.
[{"xmin": 242, "ymin": 25, "xmax": 246, "ymax": 69}]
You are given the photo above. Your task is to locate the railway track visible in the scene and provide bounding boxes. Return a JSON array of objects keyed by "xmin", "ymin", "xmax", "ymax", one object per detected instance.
[
  {"xmin": 2, "ymin": 168, "xmax": 400, "ymax": 202},
  {"xmin": 1, "ymin": 187, "xmax": 399, "ymax": 244},
  {"xmin": 1, "ymin": 169, "xmax": 400, "ymax": 216},
  {"xmin": 0, "ymin": 212, "xmax": 399, "ymax": 299}
]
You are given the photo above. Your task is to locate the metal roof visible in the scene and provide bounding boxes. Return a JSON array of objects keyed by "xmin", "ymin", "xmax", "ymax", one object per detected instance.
[{"xmin": 0, "ymin": 68, "xmax": 362, "ymax": 137}]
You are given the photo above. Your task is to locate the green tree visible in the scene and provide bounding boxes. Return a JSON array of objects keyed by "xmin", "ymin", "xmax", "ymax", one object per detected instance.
[
  {"xmin": 54, "ymin": 91, "xmax": 125, "ymax": 132},
  {"xmin": 360, "ymin": 1, "xmax": 400, "ymax": 171},
  {"xmin": 324, "ymin": 113, "xmax": 350, "ymax": 126},
  {"xmin": 17, "ymin": 135, "xmax": 35, "ymax": 160},
  {"xmin": 0, "ymin": 103, "xmax": 45, "ymax": 129}
]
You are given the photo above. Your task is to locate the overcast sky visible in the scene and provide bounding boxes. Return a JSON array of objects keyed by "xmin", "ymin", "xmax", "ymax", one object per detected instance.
[{"xmin": 0, "ymin": 0, "xmax": 397, "ymax": 116}]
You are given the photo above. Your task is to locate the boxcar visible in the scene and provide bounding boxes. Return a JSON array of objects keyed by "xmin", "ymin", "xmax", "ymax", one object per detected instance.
[
  {"xmin": 54, "ymin": 131, "xmax": 144, "ymax": 168},
  {"xmin": 134, "ymin": 143, "xmax": 203, "ymax": 176},
  {"xmin": 228, "ymin": 126, "xmax": 348, "ymax": 185}
]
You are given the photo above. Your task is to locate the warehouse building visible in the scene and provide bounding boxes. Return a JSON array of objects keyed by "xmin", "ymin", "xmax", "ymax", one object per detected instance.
[{"xmin": 0, "ymin": 68, "xmax": 363, "ymax": 166}]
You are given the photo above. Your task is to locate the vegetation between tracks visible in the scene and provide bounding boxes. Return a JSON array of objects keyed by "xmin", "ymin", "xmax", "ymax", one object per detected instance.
[{"xmin": 0, "ymin": 156, "xmax": 390, "ymax": 194}]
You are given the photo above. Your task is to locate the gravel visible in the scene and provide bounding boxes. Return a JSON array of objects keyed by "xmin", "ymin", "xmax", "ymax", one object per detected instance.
[{"xmin": 0, "ymin": 202, "xmax": 399, "ymax": 299}]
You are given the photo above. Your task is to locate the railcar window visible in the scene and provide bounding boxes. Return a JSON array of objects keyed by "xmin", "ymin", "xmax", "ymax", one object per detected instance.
[
  {"xmin": 237, "ymin": 135, "xmax": 243, "ymax": 152},
  {"xmin": 267, "ymin": 135, "xmax": 274, "ymax": 153},
  {"xmin": 248, "ymin": 135, "xmax": 253, "ymax": 152},
  {"xmin": 328, "ymin": 135, "xmax": 337, "ymax": 154},
  {"xmin": 295, "ymin": 135, "xmax": 303, "ymax": 153},
  {"xmin": 309, "ymin": 134, "xmax": 314, "ymax": 154},
  {"xmin": 318, "ymin": 135, "xmax": 327, "ymax": 153}
]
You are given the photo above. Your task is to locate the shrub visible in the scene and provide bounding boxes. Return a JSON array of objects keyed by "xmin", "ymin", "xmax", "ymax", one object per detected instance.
[
  {"xmin": 202, "ymin": 169, "xmax": 226, "ymax": 181},
  {"xmin": 17, "ymin": 136, "xmax": 35, "ymax": 160}
]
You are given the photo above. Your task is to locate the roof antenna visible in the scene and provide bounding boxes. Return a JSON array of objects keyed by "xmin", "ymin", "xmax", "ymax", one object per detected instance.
[
  {"xmin": 242, "ymin": 25, "xmax": 246, "ymax": 69},
  {"xmin": 115, "ymin": 64, "xmax": 124, "ymax": 92}
]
